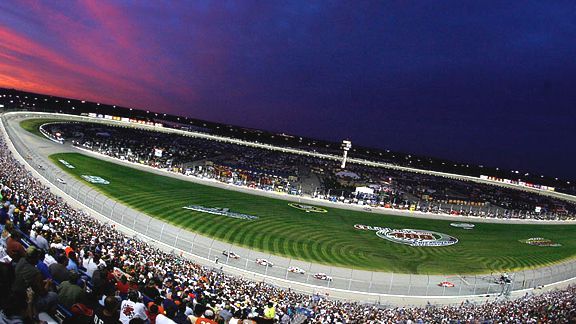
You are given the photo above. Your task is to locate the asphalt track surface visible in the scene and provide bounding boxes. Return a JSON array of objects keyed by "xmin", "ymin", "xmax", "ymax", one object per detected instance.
[{"xmin": 2, "ymin": 111, "xmax": 576, "ymax": 306}]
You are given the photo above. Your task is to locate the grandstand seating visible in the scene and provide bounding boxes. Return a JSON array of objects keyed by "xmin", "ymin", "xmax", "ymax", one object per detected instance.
[{"xmin": 0, "ymin": 120, "xmax": 575, "ymax": 322}]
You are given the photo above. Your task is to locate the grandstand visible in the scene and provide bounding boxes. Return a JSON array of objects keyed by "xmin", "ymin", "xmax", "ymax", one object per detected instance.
[{"xmin": 1, "ymin": 89, "xmax": 576, "ymax": 323}]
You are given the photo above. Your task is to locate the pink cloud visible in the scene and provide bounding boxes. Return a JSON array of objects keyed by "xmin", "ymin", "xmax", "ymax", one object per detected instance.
[{"xmin": 0, "ymin": 23, "xmax": 172, "ymax": 109}]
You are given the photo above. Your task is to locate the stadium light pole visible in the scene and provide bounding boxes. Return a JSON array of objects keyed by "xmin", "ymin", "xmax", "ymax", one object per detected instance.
[{"xmin": 340, "ymin": 140, "xmax": 352, "ymax": 169}]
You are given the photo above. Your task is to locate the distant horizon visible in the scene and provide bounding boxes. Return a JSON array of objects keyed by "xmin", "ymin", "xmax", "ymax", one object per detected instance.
[{"xmin": 1, "ymin": 2, "xmax": 574, "ymax": 179}]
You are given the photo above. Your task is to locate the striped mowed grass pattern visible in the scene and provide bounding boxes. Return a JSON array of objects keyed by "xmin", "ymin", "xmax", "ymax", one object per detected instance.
[{"xmin": 49, "ymin": 152, "xmax": 576, "ymax": 274}]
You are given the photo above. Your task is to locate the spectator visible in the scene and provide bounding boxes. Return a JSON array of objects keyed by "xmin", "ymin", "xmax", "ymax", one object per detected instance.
[
  {"xmin": 142, "ymin": 279, "xmax": 160, "ymax": 300},
  {"xmin": 172, "ymin": 301, "xmax": 189, "ymax": 324},
  {"xmin": 0, "ymin": 202, "xmax": 8, "ymax": 234},
  {"xmin": 34, "ymin": 229, "xmax": 50, "ymax": 251},
  {"xmin": 119, "ymin": 290, "xmax": 148, "ymax": 324},
  {"xmin": 0, "ymin": 291, "xmax": 35, "ymax": 323},
  {"xmin": 57, "ymin": 271, "xmax": 86, "ymax": 308},
  {"xmin": 116, "ymin": 275, "xmax": 130, "ymax": 300},
  {"xmin": 194, "ymin": 309, "xmax": 217, "ymax": 324},
  {"xmin": 263, "ymin": 301, "xmax": 275, "ymax": 321},
  {"xmin": 146, "ymin": 303, "xmax": 159, "ymax": 324},
  {"xmin": 92, "ymin": 295, "xmax": 120, "ymax": 324},
  {"xmin": 67, "ymin": 250, "xmax": 79, "ymax": 272},
  {"xmin": 156, "ymin": 302, "xmax": 178, "ymax": 324},
  {"xmin": 12, "ymin": 246, "xmax": 58, "ymax": 313},
  {"xmin": 49, "ymin": 253, "xmax": 70, "ymax": 283},
  {"xmin": 36, "ymin": 249, "xmax": 51, "ymax": 280},
  {"xmin": 6, "ymin": 230, "xmax": 26, "ymax": 264},
  {"xmin": 84, "ymin": 252, "xmax": 103, "ymax": 278},
  {"xmin": 217, "ymin": 305, "xmax": 233, "ymax": 323}
]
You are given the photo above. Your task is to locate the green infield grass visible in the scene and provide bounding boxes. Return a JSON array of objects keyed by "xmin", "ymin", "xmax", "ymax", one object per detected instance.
[
  {"xmin": 19, "ymin": 118, "xmax": 64, "ymax": 138},
  {"xmin": 47, "ymin": 152, "xmax": 576, "ymax": 274}
]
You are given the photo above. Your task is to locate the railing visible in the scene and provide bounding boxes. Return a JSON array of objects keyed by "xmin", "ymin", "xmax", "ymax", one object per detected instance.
[{"xmin": 3, "ymin": 113, "xmax": 576, "ymax": 302}]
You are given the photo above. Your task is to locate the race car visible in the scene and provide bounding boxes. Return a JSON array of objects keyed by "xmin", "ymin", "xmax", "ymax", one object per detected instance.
[
  {"xmin": 222, "ymin": 251, "xmax": 240, "ymax": 259},
  {"xmin": 438, "ymin": 281, "xmax": 455, "ymax": 288},
  {"xmin": 57, "ymin": 178, "xmax": 66, "ymax": 184},
  {"xmin": 287, "ymin": 266, "xmax": 305, "ymax": 274},
  {"xmin": 255, "ymin": 258, "xmax": 274, "ymax": 267},
  {"xmin": 313, "ymin": 273, "xmax": 333, "ymax": 281}
]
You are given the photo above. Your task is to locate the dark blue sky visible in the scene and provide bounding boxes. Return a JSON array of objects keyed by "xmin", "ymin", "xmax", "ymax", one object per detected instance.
[{"xmin": 1, "ymin": 1, "xmax": 575, "ymax": 179}]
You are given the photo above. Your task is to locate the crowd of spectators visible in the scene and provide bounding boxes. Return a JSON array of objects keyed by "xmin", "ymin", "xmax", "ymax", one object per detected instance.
[
  {"xmin": 46, "ymin": 122, "xmax": 576, "ymax": 220},
  {"xmin": 0, "ymin": 119, "xmax": 574, "ymax": 322},
  {"xmin": 329, "ymin": 164, "xmax": 576, "ymax": 220},
  {"xmin": 2, "ymin": 140, "xmax": 576, "ymax": 320}
]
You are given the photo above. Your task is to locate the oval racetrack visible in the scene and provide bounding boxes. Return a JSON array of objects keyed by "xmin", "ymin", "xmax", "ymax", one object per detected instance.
[{"xmin": 3, "ymin": 111, "xmax": 576, "ymax": 304}]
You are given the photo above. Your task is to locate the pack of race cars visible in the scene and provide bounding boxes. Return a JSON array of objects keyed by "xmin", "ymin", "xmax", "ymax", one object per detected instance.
[{"xmin": 222, "ymin": 251, "xmax": 333, "ymax": 281}]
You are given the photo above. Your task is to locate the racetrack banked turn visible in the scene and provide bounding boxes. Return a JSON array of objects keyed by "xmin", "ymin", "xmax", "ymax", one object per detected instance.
[{"xmin": 3, "ymin": 111, "xmax": 576, "ymax": 304}]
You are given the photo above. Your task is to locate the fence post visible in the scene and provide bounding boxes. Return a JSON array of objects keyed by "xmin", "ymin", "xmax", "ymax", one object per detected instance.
[
  {"xmin": 388, "ymin": 272, "xmax": 394, "ymax": 294},
  {"xmin": 207, "ymin": 240, "xmax": 214, "ymax": 261},
  {"xmin": 132, "ymin": 211, "xmax": 137, "ymax": 230},
  {"xmin": 189, "ymin": 240, "xmax": 195, "ymax": 254},
  {"xmin": 120, "ymin": 205, "xmax": 128, "ymax": 225},
  {"xmin": 225, "ymin": 244, "xmax": 232, "ymax": 264},
  {"xmin": 174, "ymin": 229, "xmax": 181, "ymax": 247},
  {"xmin": 368, "ymin": 272, "xmax": 373, "ymax": 293},
  {"xmin": 111, "ymin": 201, "xmax": 117, "ymax": 219},
  {"xmin": 101, "ymin": 196, "xmax": 106, "ymax": 213},
  {"xmin": 92, "ymin": 192, "xmax": 98, "ymax": 208},
  {"xmin": 145, "ymin": 218, "xmax": 153, "ymax": 235},
  {"xmin": 83, "ymin": 188, "xmax": 91, "ymax": 205}
]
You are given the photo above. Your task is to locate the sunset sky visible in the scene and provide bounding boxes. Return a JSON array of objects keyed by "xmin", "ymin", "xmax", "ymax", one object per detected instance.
[{"xmin": 1, "ymin": 1, "xmax": 575, "ymax": 179}]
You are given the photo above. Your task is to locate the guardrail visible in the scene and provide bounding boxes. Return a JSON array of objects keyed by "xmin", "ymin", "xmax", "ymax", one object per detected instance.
[{"xmin": 3, "ymin": 112, "xmax": 576, "ymax": 304}]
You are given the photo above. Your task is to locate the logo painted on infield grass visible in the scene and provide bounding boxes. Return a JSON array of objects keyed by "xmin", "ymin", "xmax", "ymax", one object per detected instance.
[
  {"xmin": 81, "ymin": 175, "xmax": 110, "ymax": 184},
  {"xmin": 450, "ymin": 222, "xmax": 475, "ymax": 230},
  {"xmin": 183, "ymin": 205, "xmax": 258, "ymax": 220},
  {"xmin": 519, "ymin": 238, "xmax": 561, "ymax": 247},
  {"xmin": 58, "ymin": 159, "xmax": 75, "ymax": 169},
  {"xmin": 354, "ymin": 224, "xmax": 458, "ymax": 247},
  {"xmin": 288, "ymin": 203, "xmax": 327, "ymax": 213}
]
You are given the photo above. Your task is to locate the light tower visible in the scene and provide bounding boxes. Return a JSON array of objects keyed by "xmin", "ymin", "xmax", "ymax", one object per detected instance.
[{"xmin": 341, "ymin": 140, "xmax": 352, "ymax": 169}]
